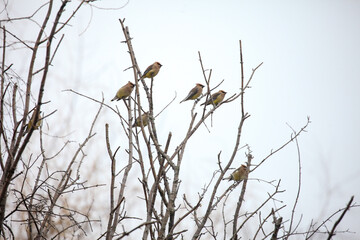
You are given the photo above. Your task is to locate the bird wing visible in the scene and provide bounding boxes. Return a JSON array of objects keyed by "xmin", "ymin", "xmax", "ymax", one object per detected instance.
[
  {"xmin": 208, "ymin": 92, "xmax": 220, "ymax": 103},
  {"xmin": 112, "ymin": 87, "xmax": 124, "ymax": 101},
  {"xmin": 141, "ymin": 64, "xmax": 154, "ymax": 78},
  {"xmin": 182, "ymin": 86, "xmax": 199, "ymax": 102}
]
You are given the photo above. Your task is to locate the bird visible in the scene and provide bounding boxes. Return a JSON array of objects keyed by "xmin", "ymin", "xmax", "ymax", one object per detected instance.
[
  {"xmin": 23, "ymin": 109, "xmax": 42, "ymax": 136},
  {"xmin": 132, "ymin": 112, "xmax": 149, "ymax": 127},
  {"xmin": 140, "ymin": 62, "xmax": 162, "ymax": 80},
  {"xmin": 180, "ymin": 83, "xmax": 205, "ymax": 103},
  {"xmin": 224, "ymin": 164, "xmax": 248, "ymax": 182},
  {"xmin": 201, "ymin": 90, "xmax": 227, "ymax": 106},
  {"xmin": 111, "ymin": 81, "xmax": 135, "ymax": 101}
]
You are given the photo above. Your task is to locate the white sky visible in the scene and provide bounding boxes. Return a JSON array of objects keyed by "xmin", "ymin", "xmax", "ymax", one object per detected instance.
[{"xmin": 4, "ymin": 0, "xmax": 360, "ymax": 238}]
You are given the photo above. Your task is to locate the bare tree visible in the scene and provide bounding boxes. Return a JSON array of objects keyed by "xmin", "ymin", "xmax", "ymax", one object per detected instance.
[
  {"xmin": 0, "ymin": 2, "xmax": 358, "ymax": 240},
  {"xmin": 0, "ymin": 1, "xmax": 106, "ymax": 239}
]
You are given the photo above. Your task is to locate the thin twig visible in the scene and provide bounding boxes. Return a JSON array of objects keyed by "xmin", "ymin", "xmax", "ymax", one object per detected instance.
[{"xmin": 285, "ymin": 123, "xmax": 303, "ymax": 239}]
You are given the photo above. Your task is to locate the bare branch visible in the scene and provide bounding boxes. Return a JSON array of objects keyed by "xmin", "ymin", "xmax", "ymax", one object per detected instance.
[
  {"xmin": 285, "ymin": 123, "xmax": 303, "ymax": 239},
  {"xmin": 326, "ymin": 196, "xmax": 354, "ymax": 240}
]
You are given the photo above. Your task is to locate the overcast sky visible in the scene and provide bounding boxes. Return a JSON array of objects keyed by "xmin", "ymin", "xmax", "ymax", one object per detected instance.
[{"xmin": 5, "ymin": 0, "xmax": 360, "ymax": 238}]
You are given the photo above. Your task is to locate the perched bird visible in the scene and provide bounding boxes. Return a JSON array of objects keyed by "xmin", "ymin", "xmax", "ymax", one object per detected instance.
[
  {"xmin": 180, "ymin": 83, "xmax": 205, "ymax": 103},
  {"xmin": 224, "ymin": 164, "xmax": 248, "ymax": 182},
  {"xmin": 23, "ymin": 109, "xmax": 42, "ymax": 136},
  {"xmin": 140, "ymin": 62, "xmax": 162, "ymax": 79},
  {"xmin": 111, "ymin": 81, "xmax": 135, "ymax": 101},
  {"xmin": 132, "ymin": 112, "xmax": 149, "ymax": 127},
  {"xmin": 201, "ymin": 90, "xmax": 227, "ymax": 106}
]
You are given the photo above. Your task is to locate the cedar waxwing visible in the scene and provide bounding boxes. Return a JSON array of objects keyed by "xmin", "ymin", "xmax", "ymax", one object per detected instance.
[
  {"xmin": 224, "ymin": 164, "xmax": 248, "ymax": 182},
  {"xmin": 111, "ymin": 81, "xmax": 135, "ymax": 101},
  {"xmin": 180, "ymin": 83, "xmax": 205, "ymax": 103},
  {"xmin": 23, "ymin": 109, "xmax": 42, "ymax": 136},
  {"xmin": 132, "ymin": 112, "xmax": 149, "ymax": 127},
  {"xmin": 201, "ymin": 90, "xmax": 227, "ymax": 106},
  {"xmin": 140, "ymin": 62, "xmax": 162, "ymax": 79}
]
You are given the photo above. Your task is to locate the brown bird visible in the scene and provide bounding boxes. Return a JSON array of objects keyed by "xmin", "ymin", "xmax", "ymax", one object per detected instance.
[
  {"xmin": 180, "ymin": 83, "xmax": 205, "ymax": 103},
  {"xmin": 201, "ymin": 90, "xmax": 227, "ymax": 106},
  {"xmin": 224, "ymin": 164, "xmax": 248, "ymax": 182},
  {"xmin": 111, "ymin": 81, "xmax": 135, "ymax": 101},
  {"xmin": 23, "ymin": 109, "xmax": 42, "ymax": 136},
  {"xmin": 132, "ymin": 112, "xmax": 149, "ymax": 127},
  {"xmin": 140, "ymin": 62, "xmax": 162, "ymax": 79}
]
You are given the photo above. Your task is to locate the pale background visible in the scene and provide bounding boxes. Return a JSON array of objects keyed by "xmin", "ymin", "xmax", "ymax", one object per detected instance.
[{"xmin": 3, "ymin": 0, "xmax": 360, "ymax": 238}]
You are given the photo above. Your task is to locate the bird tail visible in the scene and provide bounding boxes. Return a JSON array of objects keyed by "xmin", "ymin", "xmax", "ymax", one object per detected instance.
[{"xmin": 222, "ymin": 176, "xmax": 232, "ymax": 181}]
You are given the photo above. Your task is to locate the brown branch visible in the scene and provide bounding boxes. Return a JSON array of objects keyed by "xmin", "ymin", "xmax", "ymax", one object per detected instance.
[
  {"xmin": 11, "ymin": 84, "xmax": 17, "ymax": 131},
  {"xmin": 305, "ymin": 202, "xmax": 359, "ymax": 239},
  {"xmin": 0, "ymin": 27, "xmax": 34, "ymax": 50},
  {"xmin": 231, "ymin": 151, "xmax": 253, "ymax": 240},
  {"xmin": 251, "ymin": 116, "xmax": 311, "ymax": 173},
  {"xmin": 252, "ymin": 206, "xmax": 286, "ymax": 240},
  {"xmin": 191, "ymin": 103, "xmax": 249, "ymax": 240},
  {"xmin": 33, "ymin": 34, "xmax": 65, "ymax": 76},
  {"xmin": 0, "ymin": 26, "xmax": 5, "ymax": 140},
  {"xmin": 240, "ymin": 40, "xmax": 245, "ymax": 117},
  {"xmin": 326, "ymin": 196, "xmax": 354, "ymax": 240},
  {"xmin": 235, "ymin": 180, "xmax": 284, "ymax": 237},
  {"xmin": 106, "ymin": 95, "xmax": 134, "ymax": 239},
  {"xmin": 271, "ymin": 214, "xmax": 283, "ymax": 240},
  {"xmin": 0, "ymin": 25, "xmax": 6, "ymax": 172},
  {"xmin": 154, "ymin": 91, "xmax": 177, "ymax": 119},
  {"xmin": 51, "ymin": 0, "xmax": 86, "ymax": 40},
  {"xmin": 63, "ymin": 89, "xmax": 120, "ymax": 115},
  {"xmin": 105, "ymin": 123, "xmax": 118, "ymax": 239},
  {"xmin": 115, "ymin": 221, "xmax": 157, "ymax": 240},
  {"xmin": 0, "ymin": 2, "xmax": 49, "ymax": 24},
  {"xmin": 285, "ymin": 123, "xmax": 303, "ymax": 239},
  {"xmin": 167, "ymin": 195, "xmax": 203, "ymax": 239}
]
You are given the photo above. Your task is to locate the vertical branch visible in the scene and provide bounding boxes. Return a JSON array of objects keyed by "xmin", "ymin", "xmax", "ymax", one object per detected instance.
[
  {"xmin": 271, "ymin": 212, "xmax": 283, "ymax": 240},
  {"xmin": 285, "ymin": 123, "xmax": 303, "ymax": 239},
  {"xmin": 0, "ymin": 25, "xmax": 6, "ymax": 236},
  {"xmin": 192, "ymin": 91, "xmax": 249, "ymax": 240},
  {"xmin": 27, "ymin": 127, "xmax": 49, "ymax": 238},
  {"xmin": 157, "ymin": 132, "xmax": 173, "ymax": 239},
  {"xmin": 118, "ymin": 19, "xmax": 157, "ymax": 239},
  {"xmin": 198, "ymin": 51, "xmax": 212, "ymax": 121},
  {"xmin": 239, "ymin": 40, "xmax": 245, "ymax": 117},
  {"xmin": 0, "ymin": 26, "xmax": 5, "ymax": 144},
  {"xmin": 232, "ymin": 40, "xmax": 248, "ymax": 240},
  {"xmin": 231, "ymin": 152, "xmax": 253, "ymax": 240},
  {"xmin": 107, "ymin": 96, "xmax": 134, "ymax": 239},
  {"xmin": 0, "ymin": 25, "xmax": 7, "ymax": 172},
  {"xmin": 104, "ymin": 123, "xmax": 118, "ymax": 239},
  {"xmin": 11, "ymin": 84, "xmax": 17, "ymax": 131},
  {"xmin": 192, "ymin": 39, "xmax": 253, "ymax": 240}
]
